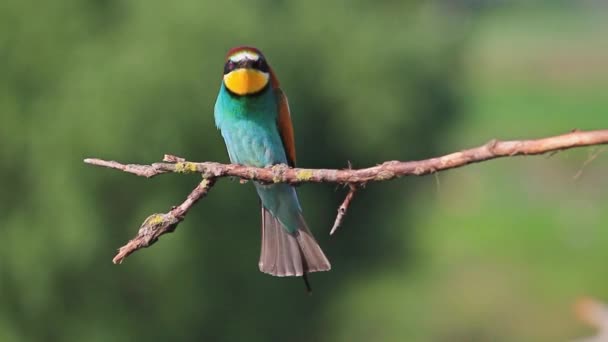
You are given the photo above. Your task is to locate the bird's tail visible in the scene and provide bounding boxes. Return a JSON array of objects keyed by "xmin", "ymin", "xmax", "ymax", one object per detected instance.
[{"xmin": 259, "ymin": 206, "xmax": 331, "ymax": 277}]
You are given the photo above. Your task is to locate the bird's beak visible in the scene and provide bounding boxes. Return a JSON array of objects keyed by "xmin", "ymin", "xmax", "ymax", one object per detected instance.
[{"xmin": 224, "ymin": 68, "xmax": 269, "ymax": 95}]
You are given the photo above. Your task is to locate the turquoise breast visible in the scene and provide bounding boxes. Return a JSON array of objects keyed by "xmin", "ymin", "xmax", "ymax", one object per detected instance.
[{"xmin": 214, "ymin": 83, "xmax": 288, "ymax": 167}]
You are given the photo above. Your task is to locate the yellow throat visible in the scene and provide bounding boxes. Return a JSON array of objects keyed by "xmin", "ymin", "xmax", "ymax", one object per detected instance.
[{"xmin": 223, "ymin": 68, "xmax": 269, "ymax": 95}]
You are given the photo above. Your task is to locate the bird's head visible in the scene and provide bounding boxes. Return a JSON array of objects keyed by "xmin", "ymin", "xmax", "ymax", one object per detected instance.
[{"xmin": 223, "ymin": 46, "xmax": 272, "ymax": 96}]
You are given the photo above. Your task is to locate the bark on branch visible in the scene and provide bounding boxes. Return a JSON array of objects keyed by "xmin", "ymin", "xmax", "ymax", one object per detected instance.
[
  {"xmin": 84, "ymin": 129, "xmax": 608, "ymax": 263},
  {"xmin": 112, "ymin": 178, "xmax": 215, "ymax": 264}
]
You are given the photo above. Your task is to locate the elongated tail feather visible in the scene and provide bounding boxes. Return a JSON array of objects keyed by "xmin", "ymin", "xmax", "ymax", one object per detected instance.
[{"xmin": 259, "ymin": 206, "xmax": 331, "ymax": 277}]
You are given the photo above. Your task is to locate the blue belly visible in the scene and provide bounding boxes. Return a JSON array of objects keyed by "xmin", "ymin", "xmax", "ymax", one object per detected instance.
[{"xmin": 220, "ymin": 119, "xmax": 287, "ymax": 167}]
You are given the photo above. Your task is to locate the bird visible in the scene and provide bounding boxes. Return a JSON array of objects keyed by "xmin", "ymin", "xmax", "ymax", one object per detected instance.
[{"xmin": 214, "ymin": 46, "xmax": 331, "ymax": 290}]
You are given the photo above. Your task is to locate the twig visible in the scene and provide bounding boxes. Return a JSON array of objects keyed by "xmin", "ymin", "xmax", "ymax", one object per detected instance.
[
  {"xmin": 163, "ymin": 154, "xmax": 185, "ymax": 163},
  {"xmin": 84, "ymin": 128, "xmax": 608, "ymax": 263},
  {"xmin": 85, "ymin": 129, "xmax": 608, "ymax": 184},
  {"xmin": 112, "ymin": 178, "xmax": 216, "ymax": 264},
  {"xmin": 330, "ymin": 184, "xmax": 358, "ymax": 235},
  {"xmin": 573, "ymin": 147, "xmax": 607, "ymax": 180},
  {"xmin": 574, "ymin": 297, "xmax": 608, "ymax": 342}
]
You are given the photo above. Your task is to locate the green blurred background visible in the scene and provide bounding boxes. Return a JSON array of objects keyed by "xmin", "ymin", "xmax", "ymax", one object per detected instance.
[{"xmin": 1, "ymin": 1, "xmax": 607, "ymax": 341}]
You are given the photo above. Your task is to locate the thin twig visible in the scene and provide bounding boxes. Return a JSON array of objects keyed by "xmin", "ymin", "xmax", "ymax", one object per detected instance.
[
  {"xmin": 433, "ymin": 171, "xmax": 441, "ymax": 195},
  {"xmin": 330, "ymin": 184, "xmax": 358, "ymax": 235},
  {"xmin": 573, "ymin": 147, "xmax": 607, "ymax": 180},
  {"xmin": 112, "ymin": 178, "xmax": 216, "ymax": 264},
  {"xmin": 163, "ymin": 154, "xmax": 185, "ymax": 163},
  {"xmin": 85, "ymin": 129, "xmax": 608, "ymax": 184},
  {"xmin": 574, "ymin": 297, "xmax": 608, "ymax": 342}
]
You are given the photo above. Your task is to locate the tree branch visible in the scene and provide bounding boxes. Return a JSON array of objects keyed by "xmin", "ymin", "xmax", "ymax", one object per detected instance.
[
  {"xmin": 112, "ymin": 178, "xmax": 215, "ymax": 264},
  {"xmin": 85, "ymin": 129, "xmax": 608, "ymax": 184},
  {"xmin": 85, "ymin": 129, "xmax": 608, "ymax": 263}
]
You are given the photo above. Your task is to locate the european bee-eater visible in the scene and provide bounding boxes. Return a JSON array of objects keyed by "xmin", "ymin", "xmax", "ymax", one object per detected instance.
[{"xmin": 214, "ymin": 46, "xmax": 331, "ymax": 285}]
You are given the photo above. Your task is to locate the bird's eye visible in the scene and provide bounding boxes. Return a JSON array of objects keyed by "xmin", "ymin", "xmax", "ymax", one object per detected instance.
[
  {"xmin": 224, "ymin": 61, "xmax": 236, "ymax": 74},
  {"xmin": 257, "ymin": 59, "xmax": 269, "ymax": 72}
]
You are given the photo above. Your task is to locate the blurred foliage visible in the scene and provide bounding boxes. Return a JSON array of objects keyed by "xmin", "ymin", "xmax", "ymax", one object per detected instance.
[{"xmin": 0, "ymin": 0, "xmax": 607, "ymax": 341}]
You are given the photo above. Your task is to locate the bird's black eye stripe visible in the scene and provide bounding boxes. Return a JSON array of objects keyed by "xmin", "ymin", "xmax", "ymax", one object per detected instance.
[
  {"xmin": 256, "ymin": 59, "xmax": 269, "ymax": 72},
  {"xmin": 223, "ymin": 57, "xmax": 269, "ymax": 74},
  {"xmin": 223, "ymin": 60, "xmax": 236, "ymax": 75}
]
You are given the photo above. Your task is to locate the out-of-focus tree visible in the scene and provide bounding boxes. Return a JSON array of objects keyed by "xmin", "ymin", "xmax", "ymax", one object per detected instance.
[{"xmin": 0, "ymin": 1, "xmax": 465, "ymax": 341}]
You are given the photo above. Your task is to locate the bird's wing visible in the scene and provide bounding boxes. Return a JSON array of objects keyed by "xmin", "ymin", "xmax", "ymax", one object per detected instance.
[
  {"xmin": 275, "ymin": 88, "xmax": 296, "ymax": 167},
  {"xmin": 270, "ymin": 68, "xmax": 296, "ymax": 167}
]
